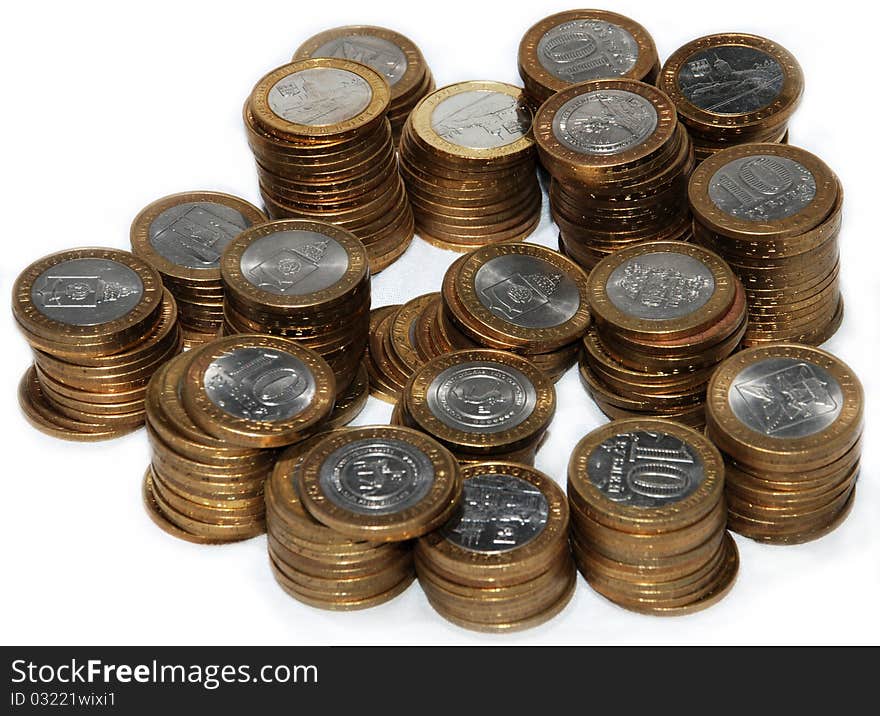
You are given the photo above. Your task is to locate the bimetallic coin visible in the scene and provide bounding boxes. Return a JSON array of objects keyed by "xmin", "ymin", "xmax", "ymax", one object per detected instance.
[
  {"xmin": 313, "ymin": 35, "xmax": 408, "ymax": 86},
  {"xmin": 430, "ymin": 91, "xmax": 531, "ymax": 150},
  {"xmin": 537, "ymin": 19, "xmax": 639, "ymax": 82},
  {"xmin": 268, "ymin": 67, "xmax": 372, "ymax": 125},
  {"xmin": 552, "ymin": 89, "xmax": 658, "ymax": 155},
  {"xmin": 442, "ymin": 473, "xmax": 549, "ymax": 553},
  {"xmin": 149, "ymin": 202, "xmax": 251, "ymax": 269}
]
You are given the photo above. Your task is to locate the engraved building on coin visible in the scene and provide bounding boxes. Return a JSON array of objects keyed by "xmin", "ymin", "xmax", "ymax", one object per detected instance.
[
  {"xmin": 568, "ymin": 418, "xmax": 738, "ymax": 615},
  {"xmin": 244, "ymin": 57, "xmax": 414, "ymax": 273},
  {"xmin": 659, "ymin": 33, "xmax": 803, "ymax": 162},
  {"xmin": 706, "ymin": 345, "xmax": 862, "ymax": 544},
  {"xmin": 13, "ymin": 248, "xmax": 181, "ymax": 441},
  {"xmin": 518, "ymin": 9, "xmax": 659, "ymax": 107}
]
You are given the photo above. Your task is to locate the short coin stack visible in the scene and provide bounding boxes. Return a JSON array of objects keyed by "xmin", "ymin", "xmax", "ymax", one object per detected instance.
[
  {"xmin": 689, "ymin": 144, "xmax": 843, "ymax": 346},
  {"xmin": 14, "ymin": 248, "xmax": 181, "ymax": 441},
  {"xmin": 266, "ymin": 432, "xmax": 416, "ymax": 609},
  {"xmin": 244, "ymin": 57, "xmax": 414, "ymax": 273},
  {"xmin": 518, "ymin": 9, "xmax": 659, "ymax": 107},
  {"xmin": 130, "ymin": 192, "xmax": 266, "ymax": 347},
  {"xmin": 220, "ymin": 219, "xmax": 370, "ymax": 394},
  {"xmin": 568, "ymin": 419, "xmax": 738, "ymax": 615},
  {"xmin": 143, "ymin": 335, "xmax": 335, "ymax": 543},
  {"xmin": 399, "ymin": 81, "xmax": 541, "ymax": 251},
  {"xmin": 706, "ymin": 344, "xmax": 863, "ymax": 544},
  {"xmin": 394, "ymin": 349, "xmax": 555, "ymax": 465},
  {"xmin": 534, "ymin": 79, "xmax": 694, "ymax": 270},
  {"xmin": 440, "ymin": 243, "xmax": 592, "ymax": 381},
  {"xmin": 580, "ymin": 241, "xmax": 747, "ymax": 429},
  {"xmin": 659, "ymin": 33, "xmax": 803, "ymax": 162},
  {"xmin": 416, "ymin": 462, "xmax": 575, "ymax": 632},
  {"xmin": 292, "ymin": 25, "xmax": 435, "ymax": 143}
]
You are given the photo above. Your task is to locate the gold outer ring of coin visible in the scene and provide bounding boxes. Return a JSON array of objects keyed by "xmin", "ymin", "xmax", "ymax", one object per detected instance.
[
  {"xmin": 689, "ymin": 143, "xmax": 839, "ymax": 240},
  {"xmin": 706, "ymin": 344, "xmax": 864, "ymax": 469},
  {"xmin": 292, "ymin": 25, "xmax": 428, "ymax": 104},
  {"xmin": 220, "ymin": 218, "xmax": 369, "ymax": 311},
  {"xmin": 298, "ymin": 425, "xmax": 461, "ymax": 542},
  {"xmin": 658, "ymin": 33, "xmax": 803, "ymax": 132},
  {"xmin": 389, "ymin": 294, "xmax": 437, "ymax": 373},
  {"xmin": 13, "ymin": 247, "xmax": 164, "ymax": 346},
  {"xmin": 446, "ymin": 242, "xmax": 591, "ymax": 352},
  {"xmin": 517, "ymin": 9, "xmax": 659, "ymax": 101},
  {"xmin": 408, "ymin": 81, "xmax": 535, "ymax": 163},
  {"xmin": 130, "ymin": 191, "xmax": 266, "ymax": 284},
  {"xmin": 142, "ymin": 468, "xmax": 233, "ymax": 545},
  {"xmin": 416, "ymin": 461, "xmax": 569, "ymax": 581},
  {"xmin": 403, "ymin": 349, "xmax": 555, "ymax": 452},
  {"xmin": 249, "ymin": 57, "xmax": 391, "ymax": 139},
  {"xmin": 180, "ymin": 334, "xmax": 336, "ymax": 448},
  {"xmin": 587, "ymin": 241, "xmax": 737, "ymax": 340},
  {"xmin": 326, "ymin": 362, "xmax": 369, "ymax": 428},
  {"xmin": 568, "ymin": 417, "xmax": 725, "ymax": 533},
  {"xmin": 533, "ymin": 79, "xmax": 677, "ymax": 177}
]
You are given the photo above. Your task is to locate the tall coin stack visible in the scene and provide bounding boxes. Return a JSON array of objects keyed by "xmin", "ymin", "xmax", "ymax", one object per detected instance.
[
  {"xmin": 266, "ymin": 433, "xmax": 416, "ymax": 610},
  {"xmin": 568, "ymin": 419, "xmax": 738, "ymax": 615},
  {"xmin": 689, "ymin": 144, "xmax": 843, "ymax": 346},
  {"xmin": 706, "ymin": 345, "xmax": 863, "ymax": 544},
  {"xmin": 518, "ymin": 9, "xmax": 659, "ymax": 108},
  {"xmin": 220, "ymin": 219, "xmax": 370, "ymax": 394},
  {"xmin": 659, "ymin": 33, "xmax": 803, "ymax": 162},
  {"xmin": 534, "ymin": 79, "xmax": 694, "ymax": 270},
  {"xmin": 293, "ymin": 25, "xmax": 435, "ymax": 143},
  {"xmin": 130, "ymin": 191, "xmax": 266, "ymax": 348},
  {"xmin": 142, "ymin": 335, "xmax": 335, "ymax": 543},
  {"xmin": 244, "ymin": 57, "xmax": 414, "ymax": 273},
  {"xmin": 440, "ymin": 243, "xmax": 592, "ymax": 381},
  {"xmin": 394, "ymin": 349, "xmax": 556, "ymax": 466},
  {"xmin": 14, "ymin": 248, "xmax": 181, "ymax": 441},
  {"xmin": 399, "ymin": 81, "xmax": 541, "ymax": 250},
  {"xmin": 417, "ymin": 462, "xmax": 575, "ymax": 632},
  {"xmin": 579, "ymin": 241, "xmax": 747, "ymax": 429}
]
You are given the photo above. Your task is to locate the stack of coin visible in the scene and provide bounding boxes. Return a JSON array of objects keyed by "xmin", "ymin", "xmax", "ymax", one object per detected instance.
[
  {"xmin": 266, "ymin": 432, "xmax": 416, "ymax": 609},
  {"xmin": 658, "ymin": 33, "xmax": 803, "ymax": 162},
  {"xmin": 142, "ymin": 335, "xmax": 336, "ymax": 543},
  {"xmin": 706, "ymin": 344, "xmax": 863, "ymax": 544},
  {"xmin": 440, "ymin": 243, "xmax": 592, "ymax": 381},
  {"xmin": 579, "ymin": 241, "xmax": 747, "ymax": 429},
  {"xmin": 130, "ymin": 191, "xmax": 266, "ymax": 348},
  {"xmin": 416, "ymin": 462, "xmax": 575, "ymax": 632},
  {"xmin": 689, "ymin": 144, "xmax": 843, "ymax": 346},
  {"xmin": 292, "ymin": 25, "xmax": 435, "ymax": 143},
  {"xmin": 534, "ymin": 79, "xmax": 694, "ymax": 269},
  {"xmin": 244, "ymin": 57, "xmax": 414, "ymax": 273},
  {"xmin": 518, "ymin": 9, "xmax": 659, "ymax": 108},
  {"xmin": 399, "ymin": 81, "xmax": 541, "ymax": 250},
  {"xmin": 364, "ymin": 294, "xmax": 436, "ymax": 402},
  {"xmin": 13, "ymin": 247, "xmax": 181, "ymax": 441},
  {"xmin": 220, "ymin": 219, "xmax": 370, "ymax": 394},
  {"xmin": 568, "ymin": 419, "xmax": 739, "ymax": 615},
  {"xmin": 394, "ymin": 349, "xmax": 555, "ymax": 466}
]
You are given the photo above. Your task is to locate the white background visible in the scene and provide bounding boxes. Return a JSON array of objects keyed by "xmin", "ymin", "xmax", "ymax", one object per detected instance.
[{"xmin": 1, "ymin": 0, "xmax": 876, "ymax": 646}]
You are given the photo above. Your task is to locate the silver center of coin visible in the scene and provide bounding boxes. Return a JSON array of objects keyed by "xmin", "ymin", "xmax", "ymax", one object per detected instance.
[
  {"xmin": 537, "ymin": 19, "xmax": 639, "ymax": 82},
  {"xmin": 474, "ymin": 254, "xmax": 580, "ymax": 328},
  {"xmin": 30, "ymin": 258, "xmax": 144, "ymax": 327},
  {"xmin": 587, "ymin": 431, "xmax": 705, "ymax": 508},
  {"xmin": 318, "ymin": 437, "xmax": 436, "ymax": 515},
  {"xmin": 313, "ymin": 35, "xmax": 408, "ymax": 86},
  {"xmin": 677, "ymin": 45, "xmax": 783, "ymax": 114},
  {"xmin": 268, "ymin": 67, "xmax": 372, "ymax": 125},
  {"xmin": 443, "ymin": 474, "xmax": 548, "ymax": 553},
  {"xmin": 426, "ymin": 361, "xmax": 537, "ymax": 434},
  {"xmin": 240, "ymin": 230, "xmax": 349, "ymax": 295},
  {"xmin": 552, "ymin": 89, "xmax": 657, "ymax": 154},
  {"xmin": 606, "ymin": 252, "xmax": 715, "ymax": 320},
  {"xmin": 149, "ymin": 202, "xmax": 251, "ymax": 269},
  {"xmin": 431, "ymin": 90, "xmax": 532, "ymax": 150},
  {"xmin": 708, "ymin": 155, "xmax": 816, "ymax": 221},
  {"xmin": 203, "ymin": 347, "xmax": 316, "ymax": 422},
  {"xmin": 728, "ymin": 357, "xmax": 843, "ymax": 438}
]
